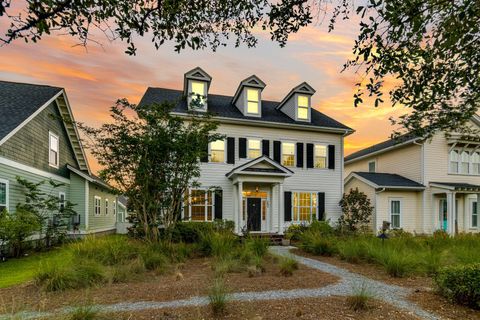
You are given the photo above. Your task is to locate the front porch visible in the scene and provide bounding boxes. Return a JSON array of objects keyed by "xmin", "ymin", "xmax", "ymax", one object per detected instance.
[{"xmin": 430, "ymin": 182, "xmax": 480, "ymax": 234}]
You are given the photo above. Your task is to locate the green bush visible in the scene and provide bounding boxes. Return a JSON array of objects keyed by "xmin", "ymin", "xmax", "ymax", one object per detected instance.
[
  {"xmin": 284, "ymin": 224, "xmax": 307, "ymax": 241},
  {"xmin": 72, "ymin": 236, "xmax": 139, "ymax": 266},
  {"xmin": 170, "ymin": 220, "xmax": 234, "ymax": 243},
  {"xmin": 0, "ymin": 208, "xmax": 40, "ymax": 257},
  {"xmin": 337, "ymin": 240, "xmax": 368, "ymax": 263},
  {"xmin": 309, "ymin": 220, "xmax": 335, "ymax": 236},
  {"xmin": 373, "ymin": 248, "xmax": 416, "ymax": 278},
  {"xmin": 244, "ymin": 236, "xmax": 269, "ymax": 258},
  {"xmin": 200, "ymin": 230, "xmax": 238, "ymax": 258},
  {"xmin": 35, "ymin": 260, "xmax": 105, "ymax": 291},
  {"xmin": 279, "ymin": 256, "xmax": 298, "ymax": 276},
  {"xmin": 140, "ymin": 246, "xmax": 169, "ymax": 271},
  {"xmin": 299, "ymin": 232, "xmax": 337, "ymax": 256},
  {"xmin": 435, "ymin": 263, "xmax": 480, "ymax": 309}
]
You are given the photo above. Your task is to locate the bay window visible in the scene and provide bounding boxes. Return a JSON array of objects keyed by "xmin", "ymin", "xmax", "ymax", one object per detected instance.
[
  {"xmin": 282, "ymin": 142, "xmax": 295, "ymax": 167},
  {"xmin": 314, "ymin": 145, "xmax": 327, "ymax": 169},
  {"xmin": 248, "ymin": 139, "xmax": 261, "ymax": 159},
  {"xmin": 293, "ymin": 192, "xmax": 317, "ymax": 223},
  {"xmin": 210, "ymin": 140, "xmax": 225, "ymax": 163},
  {"xmin": 183, "ymin": 189, "xmax": 214, "ymax": 221}
]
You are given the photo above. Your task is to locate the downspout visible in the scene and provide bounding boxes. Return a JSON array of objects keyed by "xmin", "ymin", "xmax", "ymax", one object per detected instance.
[{"xmin": 374, "ymin": 188, "xmax": 386, "ymax": 233}]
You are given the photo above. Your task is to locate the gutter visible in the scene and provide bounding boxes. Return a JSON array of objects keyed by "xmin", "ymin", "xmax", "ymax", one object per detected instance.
[{"xmin": 345, "ymin": 137, "xmax": 422, "ymax": 164}]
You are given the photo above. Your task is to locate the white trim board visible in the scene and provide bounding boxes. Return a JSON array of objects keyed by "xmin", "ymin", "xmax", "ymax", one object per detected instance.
[
  {"xmin": 0, "ymin": 156, "xmax": 70, "ymax": 184},
  {"xmin": 0, "ymin": 90, "xmax": 63, "ymax": 146}
]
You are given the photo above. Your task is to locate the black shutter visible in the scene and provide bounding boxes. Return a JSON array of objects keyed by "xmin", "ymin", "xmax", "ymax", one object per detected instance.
[
  {"xmin": 328, "ymin": 145, "xmax": 335, "ymax": 169},
  {"xmin": 306, "ymin": 143, "xmax": 314, "ymax": 168},
  {"xmin": 239, "ymin": 138, "xmax": 247, "ymax": 158},
  {"xmin": 227, "ymin": 137, "xmax": 235, "ymax": 164},
  {"xmin": 318, "ymin": 192, "xmax": 325, "ymax": 220},
  {"xmin": 284, "ymin": 191, "xmax": 292, "ymax": 222},
  {"xmin": 200, "ymin": 140, "xmax": 209, "ymax": 162},
  {"xmin": 262, "ymin": 140, "xmax": 270, "ymax": 157},
  {"xmin": 296, "ymin": 143, "xmax": 304, "ymax": 168},
  {"xmin": 273, "ymin": 141, "xmax": 281, "ymax": 163},
  {"xmin": 214, "ymin": 189, "xmax": 223, "ymax": 220}
]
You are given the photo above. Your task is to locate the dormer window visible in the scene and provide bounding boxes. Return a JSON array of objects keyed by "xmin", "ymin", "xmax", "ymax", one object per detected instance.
[
  {"xmin": 297, "ymin": 95, "xmax": 309, "ymax": 120},
  {"xmin": 189, "ymin": 80, "xmax": 207, "ymax": 110},
  {"xmin": 247, "ymin": 88, "xmax": 260, "ymax": 114}
]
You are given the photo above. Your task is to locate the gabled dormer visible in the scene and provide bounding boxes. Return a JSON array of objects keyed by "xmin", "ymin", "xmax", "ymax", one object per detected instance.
[
  {"xmin": 276, "ymin": 82, "xmax": 316, "ymax": 122},
  {"xmin": 232, "ymin": 75, "xmax": 266, "ymax": 118},
  {"xmin": 184, "ymin": 67, "xmax": 212, "ymax": 111}
]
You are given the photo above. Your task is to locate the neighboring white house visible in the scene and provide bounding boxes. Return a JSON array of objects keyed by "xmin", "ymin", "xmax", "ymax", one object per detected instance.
[
  {"xmin": 139, "ymin": 67, "xmax": 353, "ymax": 234},
  {"xmin": 345, "ymin": 121, "xmax": 480, "ymax": 235}
]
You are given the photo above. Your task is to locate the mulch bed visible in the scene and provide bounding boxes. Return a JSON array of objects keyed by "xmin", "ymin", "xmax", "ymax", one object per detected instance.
[
  {"xmin": 101, "ymin": 296, "xmax": 420, "ymax": 320},
  {"xmin": 0, "ymin": 256, "xmax": 339, "ymax": 314}
]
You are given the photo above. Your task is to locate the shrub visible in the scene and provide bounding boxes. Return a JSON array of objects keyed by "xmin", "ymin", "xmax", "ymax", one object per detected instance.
[
  {"xmin": 200, "ymin": 230, "xmax": 237, "ymax": 258},
  {"xmin": 141, "ymin": 246, "xmax": 169, "ymax": 271},
  {"xmin": 337, "ymin": 240, "xmax": 367, "ymax": 264},
  {"xmin": 309, "ymin": 220, "xmax": 335, "ymax": 236},
  {"xmin": 170, "ymin": 220, "xmax": 234, "ymax": 243},
  {"xmin": 299, "ymin": 232, "xmax": 337, "ymax": 256},
  {"xmin": 208, "ymin": 278, "xmax": 228, "ymax": 315},
  {"xmin": 285, "ymin": 224, "xmax": 308, "ymax": 241},
  {"xmin": 338, "ymin": 188, "xmax": 373, "ymax": 233},
  {"xmin": 244, "ymin": 236, "xmax": 269, "ymax": 258},
  {"xmin": 0, "ymin": 208, "xmax": 40, "ymax": 257},
  {"xmin": 373, "ymin": 249, "xmax": 416, "ymax": 278},
  {"xmin": 72, "ymin": 236, "xmax": 139, "ymax": 266},
  {"xmin": 36, "ymin": 260, "xmax": 105, "ymax": 291},
  {"xmin": 279, "ymin": 256, "xmax": 298, "ymax": 276},
  {"xmin": 435, "ymin": 263, "xmax": 480, "ymax": 309},
  {"xmin": 347, "ymin": 283, "xmax": 373, "ymax": 311}
]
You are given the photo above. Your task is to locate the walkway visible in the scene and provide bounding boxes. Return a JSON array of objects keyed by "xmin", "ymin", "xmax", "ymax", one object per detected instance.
[{"xmin": 0, "ymin": 247, "xmax": 440, "ymax": 320}]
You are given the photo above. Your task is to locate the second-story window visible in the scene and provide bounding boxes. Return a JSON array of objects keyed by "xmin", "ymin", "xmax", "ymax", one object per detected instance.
[
  {"xmin": 282, "ymin": 142, "xmax": 295, "ymax": 167},
  {"xmin": 190, "ymin": 81, "xmax": 206, "ymax": 109},
  {"xmin": 368, "ymin": 161, "xmax": 376, "ymax": 173},
  {"xmin": 248, "ymin": 139, "xmax": 261, "ymax": 159},
  {"xmin": 314, "ymin": 145, "xmax": 327, "ymax": 169},
  {"xmin": 297, "ymin": 95, "xmax": 309, "ymax": 120},
  {"xmin": 461, "ymin": 151, "xmax": 470, "ymax": 174},
  {"xmin": 49, "ymin": 132, "xmax": 59, "ymax": 168},
  {"xmin": 210, "ymin": 140, "xmax": 225, "ymax": 163},
  {"xmin": 246, "ymin": 89, "xmax": 259, "ymax": 114},
  {"xmin": 472, "ymin": 152, "xmax": 480, "ymax": 175},
  {"xmin": 450, "ymin": 150, "xmax": 459, "ymax": 173}
]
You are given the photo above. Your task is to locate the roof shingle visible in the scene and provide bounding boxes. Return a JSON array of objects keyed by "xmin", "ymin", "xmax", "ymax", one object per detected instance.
[{"xmin": 352, "ymin": 172, "xmax": 425, "ymax": 189}]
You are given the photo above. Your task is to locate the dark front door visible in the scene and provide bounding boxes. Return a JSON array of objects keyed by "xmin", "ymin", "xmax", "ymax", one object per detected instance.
[{"xmin": 247, "ymin": 198, "xmax": 262, "ymax": 231}]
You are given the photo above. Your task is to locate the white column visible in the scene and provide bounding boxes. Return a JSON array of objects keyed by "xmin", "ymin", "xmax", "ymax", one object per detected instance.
[
  {"xmin": 233, "ymin": 184, "xmax": 238, "ymax": 234},
  {"xmin": 237, "ymin": 181, "xmax": 243, "ymax": 234},
  {"xmin": 446, "ymin": 192, "xmax": 456, "ymax": 235},
  {"xmin": 267, "ymin": 185, "xmax": 273, "ymax": 232},
  {"xmin": 278, "ymin": 183, "xmax": 284, "ymax": 234}
]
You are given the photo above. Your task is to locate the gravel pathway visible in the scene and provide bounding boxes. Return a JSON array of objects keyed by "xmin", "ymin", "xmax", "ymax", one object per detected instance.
[{"xmin": 0, "ymin": 247, "xmax": 441, "ymax": 320}]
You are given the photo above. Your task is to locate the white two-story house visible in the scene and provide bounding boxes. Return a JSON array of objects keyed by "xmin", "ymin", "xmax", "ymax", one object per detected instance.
[
  {"xmin": 139, "ymin": 67, "xmax": 353, "ymax": 234},
  {"xmin": 345, "ymin": 119, "xmax": 480, "ymax": 235}
]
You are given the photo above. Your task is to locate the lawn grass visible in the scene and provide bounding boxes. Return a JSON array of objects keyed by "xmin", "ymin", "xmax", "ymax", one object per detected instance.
[{"xmin": 0, "ymin": 246, "xmax": 73, "ymax": 288}]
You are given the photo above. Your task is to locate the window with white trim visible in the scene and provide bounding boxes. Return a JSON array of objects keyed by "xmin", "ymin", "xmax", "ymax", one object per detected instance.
[
  {"xmin": 189, "ymin": 80, "xmax": 206, "ymax": 109},
  {"xmin": 461, "ymin": 151, "xmax": 470, "ymax": 174},
  {"xmin": 472, "ymin": 201, "xmax": 478, "ymax": 228},
  {"xmin": 59, "ymin": 192, "xmax": 66, "ymax": 212},
  {"xmin": 246, "ymin": 88, "xmax": 260, "ymax": 114},
  {"xmin": 450, "ymin": 150, "xmax": 459, "ymax": 173},
  {"xmin": 0, "ymin": 179, "xmax": 8, "ymax": 212},
  {"xmin": 210, "ymin": 140, "xmax": 225, "ymax": 163},
  {"xmin": 314, "ymin": 145, "xmax": 327, "ymax": 169},
  {"xmin": 368, "ymin": 161, "xmax": 376, "ymax": 173},
  {"xmin": 472, "ymin": 152, "xmax": 480, "ymax": 175},
  {"xmin": 390, "ymin": 199, "xmax": 401, "ymax": 229},
  {"xmin": 248, "ymin": 139, "xmax": 261, "ymax": 159},
  {"xmin": 49, "ymin": 132, "xmax": 59, "ymax": 168},
  {"xmin": 113, "ymin": 201, "xmax": 117, "ymax": 216},
  {"xmin": 292, "ymin": 192, "xmax": 317, "ymax": 223},
  {"xmin": 297, "ymin": 95, "xmax": 309, "ymax": 120},
  {"xmin": 105, "ymin": 199, "xmax": 109, "ymax": 215},
  {"xmin": 94, "ymin": 196, "xmax": 101, "ymax": 216},
  {"xmin": 282, "ymin": 142, "xmax": 295, "ymax": 167},
  {"xmin": 183, "ymin": 189, "xmax": 214, "ymax": 221}
]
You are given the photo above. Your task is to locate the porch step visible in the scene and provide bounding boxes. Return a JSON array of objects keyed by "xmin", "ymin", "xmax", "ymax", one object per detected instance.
[{"xmin": 243, "ymin": 233, "xmax": 285, "ymax": 245}]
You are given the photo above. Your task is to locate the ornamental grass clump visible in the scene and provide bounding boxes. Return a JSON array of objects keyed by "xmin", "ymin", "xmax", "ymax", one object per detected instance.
[
  {"xmin": 347, "ymin": 282, "xmax": 373, "ymax": 311},
  {"xmin": 200, "ymin": 230, "xmax": 237, "ymax": 258},
  {"xmin": 72, "ymin": 236, "xmax": 139, "ymax": 266},
  {"xmin": 279, "ymin": 256, "xmax": 299, "ymax": 277},
  {"xmin": 299, "ymin": 230, "xmax": 337, "ymax": 256},
  {"xmin": 208, "ymin": 278, "xmax": 228, "ymax": 315},
  {"xmin": 69, "ymin": 305, "xmax": 99, "ymax": 320}
]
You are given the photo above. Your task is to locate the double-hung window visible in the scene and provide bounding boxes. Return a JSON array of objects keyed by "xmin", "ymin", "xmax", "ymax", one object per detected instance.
[
  {"xmin": 210, "ymin": 140, "xmax": 225, "ymax": 163},
  {"xmin": 282, "ymin": 142, "xmax": 295, "ymax": 167},
  {"xmin": 0, "ymin": 179, "xmax": 8, "ymax": 212},
  {"xmin": 472, "ymin": 152, "xmax": 480, "ymax": 175},
  {"xmin": 183, "ymin": 189, "xmax": 214, "ymax": 221},
  {"xmin": 292, "ymin": 192, "xmax": 317, "ymax": 223},
  {"xmin": 248, "ymin": 139, "xmax": 261, "ymax": 159},
  {"xmin": 314, "ymin": 145, "xmax": 327, "ymax": 169},
  {"xmin": 94, "ymin": 196, "xmax": 101, "ymax": 216},
  {"xmin": 472, "ymin": 201, "xmax": 478, "ymax": 228},
  {"xmin": 461, "ymin": 151, "xmax": 470, "ymax": 174},
  {"xmin": 113, "ymin": 201, "xmax": 117, "ymax": 216},
  {"xmin": 450, "ymin": 150, "xmax": 459, "ymax": 173},
  {"xmin": 59, "ymin": 192, "xmax": 66, "ymax": 212},
  {"xmin": 246, "ymin": 89, "xmax": 260, "ymax": 114},
  {"xmin": 297, "ymin": 95, "xmax": 309, "ymax": 120},
  {"xmin": 49, "ymin": 132, "xmax": 59, "ymax": 168},
  {"xmin": 105, "ymin": 199, "xmax": 109, "ymax": 215},
  {"xmin": 190, "ymin": 81, "xmax": 206, "ymax": 109},
  {"xmin": 368, "ymin": 161, "xmax": 376, "ymax": 173},
  {"xmin": 390, "ymin": 199, "xmax": 401, "ymax": 229}
]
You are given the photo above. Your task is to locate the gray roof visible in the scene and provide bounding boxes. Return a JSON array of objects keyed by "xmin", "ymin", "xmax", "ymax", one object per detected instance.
[
  {"xmin": 0, "ymin": 81, "xmax": 62, "ymax": 141},
  {"xmin": 430, "ymin": 182, "xmax": 480, "ymax": 191},
  {"xmin": 353, "ymin": 172, "xmax": 425, "ymax": 189},
  {"xmin": 345, "ymin": 133, "xmax": 420, "ymax": 162},
  {"xmin": 139, "ymin": 88, "xmax": 352, "ymax": 131}
]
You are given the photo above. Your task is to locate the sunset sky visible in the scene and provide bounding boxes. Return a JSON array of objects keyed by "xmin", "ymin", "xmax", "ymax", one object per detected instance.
[{"xmin": 0, "ymin": 8, "xmax": 408, "ymax": 173}]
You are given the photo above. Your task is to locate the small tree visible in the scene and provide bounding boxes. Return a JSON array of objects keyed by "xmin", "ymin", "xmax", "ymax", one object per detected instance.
[
  {"xmin": 16, "ymin": 177, "xmax": 77, "ymax": 248},
  {"xmin": 80, "ymin": 99, "xmax": 223, "ymax": 242},
  {"xmin": 0, "ymin": 208, "xmax": 40, "ymax": 257},
  {"xmin": 338, "ymin": 188, "xmax": 373, "ymax": 233}
]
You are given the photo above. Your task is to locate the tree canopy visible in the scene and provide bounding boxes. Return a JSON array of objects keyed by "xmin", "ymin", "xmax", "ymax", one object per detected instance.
[{"xmin": 1, "ymin": 0, "xmax": 479, "ymax": 137}]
